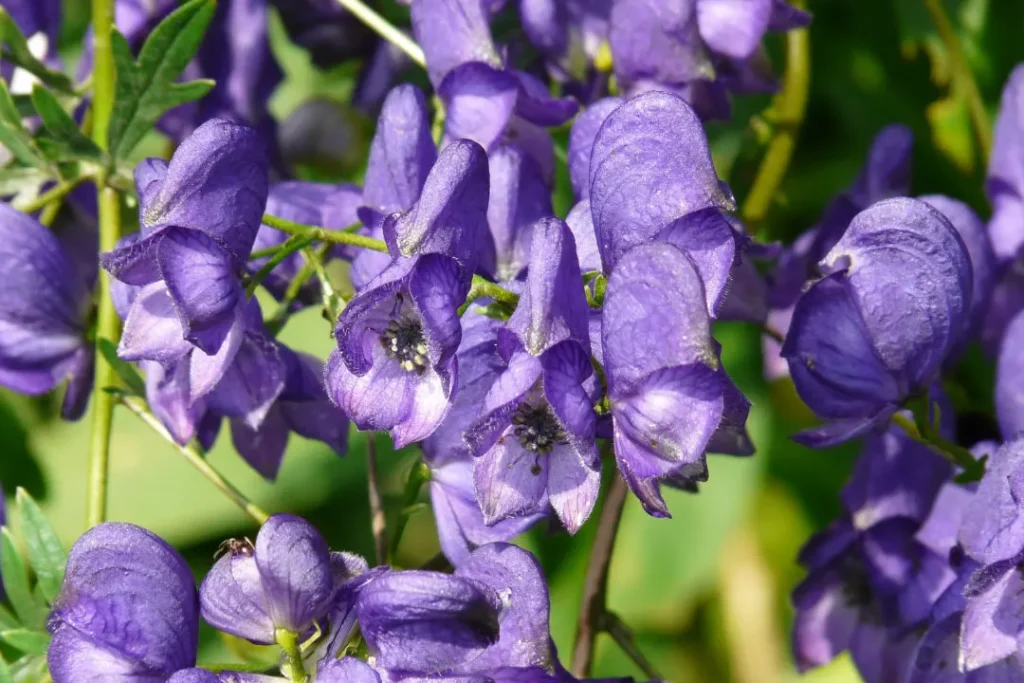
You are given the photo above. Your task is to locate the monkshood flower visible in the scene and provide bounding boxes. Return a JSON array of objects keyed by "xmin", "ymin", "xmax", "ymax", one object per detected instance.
[
  {"xmin": 602, "ymin": 242, "xmax": 748, "ymax": 516},
  {"xmin": 351, "ymin": 84, "xmax": 437, "ymax": 291},
  {"xmin": 0, "ymin": 203, "xmax": 94, "ymax": 420},
  {"xmin": 103, "ymin": 118, "xmax": 269, "ymax": 357},
  {"xmin": 423, "ymin": 312, "xmax": 545, "ymax": 565},
  {"xmin": 486, "ymin": 145, "xmax": 554, "ymax": 281},
  {"xmin": 410, "ymin": 0, "xmax": 578, "ymax": 170},
  {"xmin": 781, "ymin": 198, "xmax": 973, "ymax": 447},
  {"xmin": 588, "ymin": 91, "xmax": 738, "ymax": 316},
  {"xmin": 250, "ymin": 181, "xmax": 361, "ymax": 304},
  {"xmin": 791, "ymin": 516, "xmax": 956, "ymax": 681},
  {"xmin": 325, "ymin": 140, "xmax": 490, "ymax": 447},
  {"xmin": 46, "ymin": 523, "xmax": 200, "ymax": 681},
  {"xmin": 200, "ymin": 514, "xmax": 367, "ymax": 645},
  {"xmin": 356, "ymin": 543, "xmax": 561, "ymax": 678},
  {"xmin": 986, "ymin": 63, "xmax": 1024, "ymax": 263},
  {"xmin": 468, "ymin": 218, "xmax": 600, "ymax": 533}
]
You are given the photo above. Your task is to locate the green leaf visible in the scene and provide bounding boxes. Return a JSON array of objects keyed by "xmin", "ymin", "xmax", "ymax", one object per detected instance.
[
  {"xmin": 97, "ymin": 339, "xmax": 146, "ymax": 397},
  {"xmin": 29, "ymin": 85, "xmax": 104, "ymax": 164},
  {"xmin": 0, "ymin": 658, "xmax": 12, "ymax": 683},
  {"xmin": 15, "ymin": 489, "xmax": 65, "ymax": 604},
  {"xmin": 0, "ymin": 606, "xmax": 18, "ymax": 632},
  {"xmin": 0, "ymin": 630, "xmax": 48, "ymax": 656},
  {"xmin": 107, "ymin": 0, "xmax": 217, "ymax": 159},
  {"xmin": 0, "ymin": 167, "xmax": 47, "ymax": 196},
  {"xmin": 0, "ymin": 9, "xmax": 76, "ymax": 95},
  {"xmin": 0, "ymin": 80, "xmax": 45, "ymax": 169},
  {"xmin": 0, "ymin": 529, "xmax": 43, "ymax": 630}
]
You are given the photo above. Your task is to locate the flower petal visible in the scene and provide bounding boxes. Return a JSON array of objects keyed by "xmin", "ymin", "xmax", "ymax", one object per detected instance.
[
  {"xmin": 659, "ymin": 207, "xmax": 738, "ymax": 316},
  {"xmin": 199, "ymin": 547, "xmax": 275, "ymax": 645},
  {"xmin": 363, "ymin": 85, "xmax": 437, "ymax": 215},
  {"xmin": 474, "ymin": 438, "xmax": 549, "ymax": 524},
  {"xmin": 697, "ymin": 0, "xmax": 772, "ymax": 60},
  {"xmin": 487, "ymin": 145, "xmax": 553, "ymax": 280},
  {"xmin": 118, "ymin": 282, "xmax": 193, "ymax": 363},
  {"xmin": 609, "ymin": 0, "xmax": 712, "ymax": 88},
  {"xmin": 145, "ymin": 360, "xmax": 204, "ymax": 445},
  {"xmin": 439, "ymin": 62, "xmax": 520, "ymax": 154},
  {"xmin": 318, "ymin": 658, "xmax": 382, "ymax": 683},
  {"xmin": 255, "ymin": 514, "xmax": 335, "ymax": 634},
  {"xmin": 411, "ymin": 0, "xmax": 501, "ymax": 85},
  {"xmin": 567, "ymin": 97, "xmax": 623, "ymax": 201}
]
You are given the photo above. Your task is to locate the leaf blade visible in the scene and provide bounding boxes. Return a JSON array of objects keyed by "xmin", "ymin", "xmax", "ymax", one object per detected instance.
[
  {"xmin": 29, "ymin": 85, "xmax": 104, "ymax": 164},
  {"xmin": 15, "ymin": 489, "xmax": 66, "ymax": 604},
  {"xmin": 0, "ymin": 528, "xmax": 43, "ymax": 630}
]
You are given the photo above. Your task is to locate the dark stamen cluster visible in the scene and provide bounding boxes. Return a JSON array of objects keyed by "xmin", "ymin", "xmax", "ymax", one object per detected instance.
[
  {"xmin": 380, "ymin": 318, "xmax": 429, "ymax": 374},
  {"xmin": 512, "ymin": 402, "xmax": 566, "ymax": 456}
]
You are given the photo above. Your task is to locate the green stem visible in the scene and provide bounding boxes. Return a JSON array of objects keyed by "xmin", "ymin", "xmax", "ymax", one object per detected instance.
[
  {"xmin": 389, "ymin": 460, "xmax": 431, "ymax": 562},
  {"xmin": 603, "ymin": 612, "xmax": 664, "ymax": 681},
  {"xmin": 891, "ymin": 412, "xmax": 984, "ymax": 481},
  {"xmin": 265, "ymin": 258, "xmax": 320, "ymax": 336},
  {"xmin": 15, "ymin": 175, "xmax": 88, "ymax": 214},
  {"xmin": 740, "ymin": 0, "xmax": 810, "ymax": 234},
  {"xmin": 365, "ymin": 433, "xmax": 388, "ymax": 566},
  {"xmin": 90, "ymin": 0, "xmax": 115, "ymax": 150},
  {"xmin": 119, "ymin": 395, "xmax": 271, "ymax": 524},
  {"xmin": 332, "ymin": 0, "xmax": 426, "ymax": 67},
  {"xmin": 305, "ymin": 246, "xmax": 344, "ymax": 321},
  {"xmin": 245, "ymin": 234, "xmax": 317, "ymax": 297},
  {"xmin": 263, "ymin": 214, "xmax": 389, "ymax": 253},
  {"xmin": 275, "ymin": 629, "xmax": 309, "ymax": 683},
  {"xmin": 923, "ymin": 0, "xmax": 991, "ymax": 162},
  {"xmin": 459, "ymin": 277, "xmax": 521, "ymax": 315}
]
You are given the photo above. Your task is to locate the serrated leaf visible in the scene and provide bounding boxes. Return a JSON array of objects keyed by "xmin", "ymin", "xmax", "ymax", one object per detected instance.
[
  {"xmin": 0, "ymin": 167, "xmax": 47, "ymax": 196},
  {"xmin": 0, "ymin": 80, "xmax": 45, "ymax": 169},
  {"xmin": 97, "ymin": 339, "xmax": 146, "ymax": 397},
  {"xmin": 0, "ymin": 9, "xmax": 75, "ymax": 95},
  {"xmin": 29, "ymin": 86, "xmax": 103, "ymax": 164},
  {"xmin": 107, "ymin": 0, "xmax": 217, "ymax": 160},
  {"xmin": 15, "ymin": 489, "xmax": 65, "ymax": 604},
  {"xmin": 0, "ymin": 630, "xmax": 48, "ymax": 656},
  {"xmin": 0, "ymin": 529, "xmax": 43, "ymax": 630}
]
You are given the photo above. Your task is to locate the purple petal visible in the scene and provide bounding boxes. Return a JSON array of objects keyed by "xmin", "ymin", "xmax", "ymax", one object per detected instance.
[
  {"xmin": 568, "ymin": 97, "xmax": 624, "ymax": 201},
  {"xmin": 487, "ymin": 145, "xmax": 553, "ymax": 280},
  {"xmin": 565, "ymin": 201, "xmax": 603, "ymax": 274},
  {"xmin": 960, "ymin": 439, "xmax": 1024, "ymax": 565},
  {"xmin": 255, "ymin": 514, "xmax": 335, "ymax": 633},
  {"xmin": 363, "ymin": 85, "xmax": 437, "ymax": 215},
  {"xmin": 48, "ymin": 523, "xmax": 198, "ymax": 676},
  {"xmin": 511, "ymin": 70, "xmax": 578, "ymax": 126},
  {"xmin": 547, "ymin": 444, "xmax": 600, "ymax": 533},
  {"xmin": 146, "ymin": 360, "xmax": 204, "ymax": 445},
  {"xmin": 199, "ymin": 545, "xmax": 275, "ymax": 644},
  {"xmin": 609, "ymin": 0, "xmax": 712, "ymax": 88},
  {"xmin": 791, "ymin": 565, "xmax": 859, "ymax": 671},
  {"xmin": 317, "ymin": 658, "xmax": 382, "ymax": 683},
  {"xmin": 410, "ymin": 253, "xmax": 471, "ymax": 368},
  {"xmin": 411, "ymin": 0, "xmax": 501, "ymax": 85},
  {"xmin": 47, "ymin": 627, "xmax": 168, "ymax": 683},
  {"xmin": 961, "ymin": 561, "xmax": 1022, "ymax": 671},
  {"xmin": 280, "ymin": 399, "xmax": 350, "ymax": 455},
  {"xmin": 188, "ymin": 309, "xmax": 247, "ymax": 404},
  {"xmin": 467, "ymin": 348, "xmax": 542, "ymax": 454},
  {"xmin": 519, "ymin": 0, "xmax": 567, "ymax": 56},
  {"xmin": 659, "ymin": 207, "xmax": 738, "ymax": 316},
  {"xmin": 791, "ymin": 409, "xmax": 897, "ymax": 449},
  {"xmin": 156, "ymin": 228, "xmax": 244, "ymax": 355},
  {"xmin": 987, "ymin": 64, "xmax": 1024, "ymax": 262},
  {"xmin": 204, "ymin": 332, "xmax": 287, "ymax": 430},
  {"xmin": 135, "ymin": 158, "xmax": 168, "ymax": 219},
  {"xmin": 588, "ymin": 91, "xmax": 733, "ymax": 272},
  {"xmin": 542, "ymin": 340, "xmax": 598, "ymax": 458},
  {"xmin": 143, "ymin": 118, "xmax": 269, "ymax": 263},
  {"xmin": 508, "ymin": 218, "xmax": 590, "ymax": 355},
  {"xmin": 850, "ymin": 124, "xmax": 915, "ymax": 206},
  {"xmin": 118, "ymin": 283, "xmax": 193, "ymax": 363},
  {"xmin": 440, "ymin": 62, "xmax": 520, "ymax": 153},
  {"xmin": 474, "ymin": 433, "xmax": 549, "ymax": 524},
  {"xmin": 997, "ymin": 311, "xmax": 1024, "ymax": 439},
  {"xmin": 697, "ymin": 0, "xmax": 772, "ymax": 60},
  {"xmin": 230, "ymin": 410, "xmax": 290, "ymax": 481}
]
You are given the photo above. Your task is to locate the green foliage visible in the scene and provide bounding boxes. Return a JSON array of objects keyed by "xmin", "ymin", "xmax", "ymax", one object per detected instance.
[
  {"xmin": 107, "ymin": 0, "xmax": 217, "ymax": 161},
  {"xmin": 0, "ymin": 9, "xmax": 75, "ymax": 96},
  {"xmin": 97, "ymin": 339, "xmax": 146, "ymax": 398},
  {"xmin": 15, "ymin": 490, "xmax": 66, "ymax": 605},
  {"xmin": 0, "ymin": 80, "xmax": 46, "ymax": 170},
  {"xmin": 29, "ymin": 86, "xmax": 103, "ymax": 164}
]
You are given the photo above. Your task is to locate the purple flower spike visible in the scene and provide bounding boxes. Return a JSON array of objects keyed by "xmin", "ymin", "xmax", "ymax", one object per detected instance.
[
  {"xmin": 47, "ymin": 523, "xmax": 199, "ymax": 681},
  {"xmin": 327, "ymin": 141, "xmax": 489, "ymax": 446},
  {"xmin": 602, "ymin": 242, "xmax": 744, "ymax": 515},
  {"xmin": 199, "ymin": 514, "xmax": 335, "ymax": 644},
  {"xmin": 783, "ymin": 198, "xmax": 972, "ymax": 447},
  {"xmin": 469, "ymin": 219, "xmax": 599, "ymax": 533},
  {"xmin": 102, "ymin": 119, "xmax": 269, "ymax": 356},
  {"xmin": 0, "ymin": 204, "xmax": 92, "ymax": 416},
  {"xmin": 588, "ymin": 91, "xmax": 736, "ymax": 311},
  {"xmin": 987, "ymin": 64, "xmax": 1024, "ymax": 263}
]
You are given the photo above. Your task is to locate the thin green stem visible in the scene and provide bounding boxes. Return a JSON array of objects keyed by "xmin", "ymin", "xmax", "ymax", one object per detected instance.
[
  {"xmin": 891, "ymin": 412, "xmax": 984, "ymax": 481},
  {"xmin": 15, "ymin": 175, "xmax": 88, "ymax": 214},
  {"xmin": 740, "ymin": 0, "xmax": 810, "ymax": 234},
  {"xmin": 90, "ymin": 0, "xmax": 115, "ymax": 150},
  {"xmin": 265, "ymin": 259, "xmax": 319, "ymax": 336},
  {"xmin": 459, "ymin": 277, "xmax": 521, "ymax": 315},
  {"xmin": 275, "ymin": 629, "xmax": 309, "ymax": 683},
  {"xmin": 305, "ymin": 246, "xmax": 344, "ymax": 321},
  {"xmin": 389, "ymin": 460, "xmax": 431, "ymax": 562},
  {"xmin": 604, "ymin": 612, "xmax": 664, "ymax": 681},
  {"xmin": 923, "ymin": 0, "xmax": 991, "ymax": 162},
  {"xmin": 245, "ymin": 234, "xmax": 317, "ymax": 297},
  {"xmin": 119, "ymin": 395, "xmax": 271, "ymax": 525},
  {"xmin": 263, "ymin": 214, "xmax": 389, "ymax": 253},
  {"xmin": 333, "ymin": 0, "xmax": 426, "ymax": 67}
]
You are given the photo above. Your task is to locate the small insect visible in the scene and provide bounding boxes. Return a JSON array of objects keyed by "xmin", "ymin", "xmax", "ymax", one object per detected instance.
[{"xmin": 214, "ymin": 537, "xmax": 254, "ymax": 559}]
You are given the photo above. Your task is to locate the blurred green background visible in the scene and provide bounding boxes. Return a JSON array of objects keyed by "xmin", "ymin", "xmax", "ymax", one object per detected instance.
[{"xmin": 7, "ymin": 0, "xmax": 1022, "ymax": 680}]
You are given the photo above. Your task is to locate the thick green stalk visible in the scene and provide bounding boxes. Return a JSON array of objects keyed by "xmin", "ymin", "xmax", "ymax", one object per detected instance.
[
  {"xmin": 85, "ymin": 0, "xmax": 121, "ymax": 528},
  {"xmin": 740, "ymin": 0, "xmax": 810, "ymax": 234},
  {"xmin": 276, "ymin": 629, "xmax": 308, "ymax": 683}
]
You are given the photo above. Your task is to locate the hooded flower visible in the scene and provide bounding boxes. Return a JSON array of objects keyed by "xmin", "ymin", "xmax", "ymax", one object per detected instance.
[
  {"xmin": 325, "ymin": 140, "xmax": 490, "ymax": 447},
  {"xmin": 485, "ymin": 145, "xmax": 553, "ymax": 281},
  {"xmin": 102, "ymin": 118, "xmax": 270, "ymax": 357},
  {"xmin": 410, "ymin": 0, "xmax": 578, "ymax": 171},
  {"xmin": 423, "ymin": 312, "xmax": 544, "ymax": 565},
  {"xmin": 199, "ymin": 515, "xmax": 352, "ymax": 644},
  {"xmin": 0, "ymin": 203, "xmax": 94, "ymax": 419},
  {"xmin": 468, "ymin": 218, "xmax": 600, "ymax": 533},
  {"xmin": 47, "ymin": 523, "xmax": 200, "ymax": 682},
  {"xmin": 782, "ymin": 198, "xmax": 973, "ymax": 447},
  {"xmin": 587, "ymin": 91, "xmax": 738, "ymax": 316},
  {"xmin": 986, "ymin": 64, "xmax": 1024, "ymax": 264},
  {"xmin": 602, "ymin": 241, "xmax": 748, "ymax": 516}
]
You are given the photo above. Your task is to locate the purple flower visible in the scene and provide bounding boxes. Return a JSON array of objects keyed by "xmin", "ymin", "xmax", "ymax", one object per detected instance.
[
  {"xmin": 587, "ymin": 91, "xmax": 738, "ymax": 315},
  {"xmin": 47, "ymin": 523, "xmax": 199, "ymax": 681},
  {"xmin": 782, "ymin": 198, "xmax": 973, "ymax": 447},
  {"xmin": 485, "ymin": 145, "xmax": 553, "ymax": 281},
  {"xmin": 959, "ymin": 439, "xmax": 1024, "ymax": 566},
  {"xmin": 102, "ymin": 118, "xmax": 269, "ymax": 356},
  {"xmin": 410, "ymin": 0, "xmax": 578, "ymax": 166},
  {"xmin": 987, "ymin": 64, "xmax": 1024, "ymax": 264},
  {"xmin": 0, "ymin": 203, "xmax": 94, "ymax": 420},
  {"xmin": 423, "ymin": 313, "xmax": 544, "ymax": 565},
  {"xmin": 325, "ymin": 140, "xmax": 490, "ymax": 447},
  {"xmin": 199, "ymin": 514, "xmax": 351, "ymax": 644},
  {"xmin": 601, "ymin": 242, "xmax": 748, "ymax": 516},
  {"xmin": 997, "ymin": 311, "xmax": 1024, "ymax": 439},
  {"xmin": 317, "ymin": 658, "xmax": 382, "ymax": 683},
  {"xmin": 467, "ymin": 218, "xmax": 599, "ymax": 533}
]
